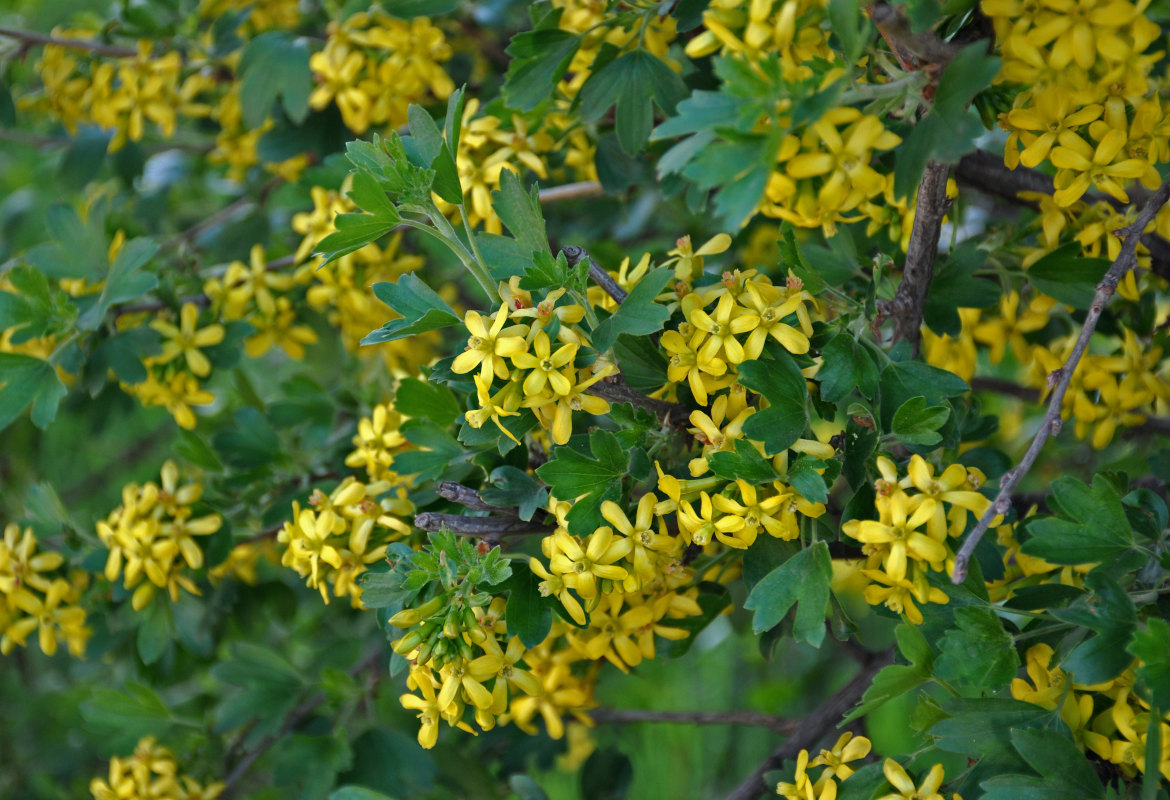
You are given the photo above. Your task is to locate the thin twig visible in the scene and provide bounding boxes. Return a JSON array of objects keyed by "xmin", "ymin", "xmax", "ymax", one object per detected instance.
[
  {"xmin": 969, "ymin": 376, "xmax": 1041, "ymax": 403},
  {"xmin": 220, "ymin": 646, "xmax": 384, "ymax": 799},
  {"xmin": 538, "ymin": 181, "xmax": 604, "ymax": 204},
  {"xmin": 890, "ymin": 160, "xmax": 951, "ymax": 352},
  {"xmin": 563, "ymin": 245, "xmax": 628, "ymax": 304},
  {"xmin": 587, "ymin": 374, "xmax": 688, "ymax": 424},
  {"xmin": 413, "ymin": 512, "xmax": 550, "ymax": 537},
  {"xmin": 589, "ymin": 708, "xmax": 798, "ymax": 735},
  {"xmin": 0, "ymin": 26, "xmax": 138, "ymax": 57},
  {"xmin": 161, "ymin": 178, "xmax": 283, "ymax": 253},
  {"xmin": 113, "ymin": 254, "xmax": 296, "ymax": 315},
  {"xmin": 723, "ymin": 649, "xmax": 894, "ymax": 800},
  {"xmin": 952, "ymin": 176, "xmax": 1170, "ymax": 584}
]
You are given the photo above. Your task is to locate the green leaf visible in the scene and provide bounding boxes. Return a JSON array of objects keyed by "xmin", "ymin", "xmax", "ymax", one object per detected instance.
[
  {"xmin": 1128, "ymin": 618, "xmax": 1170, "ymax": 710},
  {"xmin": 237, "ymin": 32, "xmax": 313, "ymax": 128},
  {"xmin": 708, "ymin": 439, "xmax": 780, "ymax": 484},
  {"xmin": 614, "ymin": 333, "xmax": 668, "ymax": 394},
  {"xmin": 348, "ymin": 171, "xmax": 401, "ymax": 223},
  {"xmin": 0, "ymin": 352, "xmax": 68, "ymax": 432},
  {"xmin": 81, "ymin": 682, "xmax": 174, "ymax": 741},
  {"xmin": 923, "ymin": 243, "xmax": 1001, "ymax": 334},
  {"xmin": 510, "ymin": 775, "xmax": 550, "ymax": 800},
  {"xmin": 828, "ymin": 0, "xmax": 870, "ymax": 61},
  {"xmin": 590, "ymin": 266, "xmax": 673, "ymax": 352},
  {"xmin": 330, "ymin": 787, "xmax": 397, "ymax": 800},
  {"xmin": 1143, "ymin": 706, "xmax": 1163, "ymax": 800},
  {"xmin": 581, "ymin": 50, "xmax": 687, "ymax": 154},
  {"xmin": 787, "ymin": 455, "xmax": 830, "ymax": 504},
  {"xmin": 892, "ymin": 44, "xmax": 1001, "ymax": 198},
  {"xmin": 503, "ymin": 24, "xmax": 583, "ymax": 111},
  {"xmin": 365, "ymin": 274, "xmax": 461, "ymax": 344},
  {"xmin": 315, "ymin": 211, "xmax": 400, "ymax": 265},
  {"xmin": 817, "ymin": 334, "xmax": 879, "ymax": 403},
  {"xmin": 580, "ymin": 747, "xmax": 633, "ymax": 800},
  {"xmin": 843, "ymin": 624, "xmax": 934, "ymax": 722},
  {"xmin": 136, "ymin": 597, "xmax": 172, "ymax": 665},
  {"xmin": 493, "ymin": 170, "xmax": 551, "ymax": 258},
  {"xmin": 407, "ymin": 104, "xmax": 462, "ymax": 205},
  {"xmin": 394, "ymin": 418, "xmax": 467, "ymax": 483},
  {"xmin": 520, "ymin": 250, "xmax": 572, "ymax": 292},
  {"xmin": 743, "ymin": 541, "xmax": 832, "ymax": 647},
  {"xmin": 536, "ymin": 430, "xmax": 628, "ymax": 536},
  {"xmin": 77, "ymin": 237, "xmax": 159, "ymax": 330},
  {"xmin": 935, "ymin": 607, "xmax": 1020, "ymax": 693},
  {"xmin": 1025, "ymin": 243, "xmax": 1110, "ymax": 309},
  {"xmin": 891, "ymin": 395, "xmax": 950, "ymax": 447},
  {"xmin": 0, "ymin": 265, "xmax": 77, "ymax": 343},
  {"xmin": 505, "ymin": 562, "xmax": 554, "ymax": 648},
  {"xmin": 738, "ymin": 348, "xmax": 810, "ymax": 454},
  {"xmin": 1021, "ymin": 476, "xmax": 1136, "ymax": 564},
  {"xmin": 1010, "ymin": 729, "xmax": 1105, "ymax": 797},
  {"xmin": 878, "ymin": 360, "xmax": 968, "ymax": 430},
  {"xmin": 480, "ymin": 466, "xmax": 548, "ymax": 522},
  {"xmin": 395, "ymin": 377, "xmax": 460, "ymax": 428},
  {"xmin": 931, "ymin": 697, "xmax": 1057, "ymax": 760},
  {"xmin": 0, "ymin": 82, "xmax": 15, "ymax": 126}
]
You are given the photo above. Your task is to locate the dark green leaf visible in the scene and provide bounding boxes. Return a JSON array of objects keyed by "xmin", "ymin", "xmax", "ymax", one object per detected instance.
[
  {"xmin": 520, "ymin": 250, "xmax": 571, "ymax": 292},
  {"xmin": 580, "ymin": 747, "xmax": 633, "ymax": 800},
  {"xmin": 504, "ymin": 27, "xmax": 583, "ymax": 111},
  {"xmin": 238, "ymin": 32, "xmax": 313, "ymax": 128},
  {"xmin": 891, "ymin": 395, "xmax": 950, "ymax": 447},
  {"xmin": 590, "ymin": 266, "xmax": 673, "ymax": 352},
  {"xmin": 738, "ymin": 348, "xmax": 810, "ymax": 454},
  {"xmin": 505, "ymin": 563, "xmax": 554, "ymax": 648},
  {"xmin": 931, "ymin": 697, "xmax": 1056, "ymax": 760},
  {"xmin": 1026, "ymin": 243, "xmax": 1110, "ymax": 309},
  {"xmin": 81, "ymin": 682, "xmax": 173, "ymax": 741},
  {"xmin": 136, "ymin": 597, "xmax": 172, "ymax": 665},
  {"xmin": 614, "ymin": 334, "xmax": 668, "ymax": 394},
  {"xmin": 315, "ymin": 211, "xmax": 400, "ymax": 265},
  {"xmin": 0, "ymin": 352, "xmax": 68, "ymax": 432},
  {"xmin": 1128, "ymin": 618, "xmax": 1170, "ymax": 710},
  {"xmin": 1021, "ymin": 476, "xmax": 1136, "ymax": 564},
  {"xmin": 818, "ymin": 334, "xmax": 879, "ymax": 403},
  {"xmin": 329, "ymin": 787, "xmax": 396, "ymax": 800},
  {"xmin": 536, "ymin": 430, "xmax": 628, "ymax": 536},
  {"xmin": 935, "ymin": 607, "xmax": 1019, "ymax": 692},
  {"xmin": 708, "ymin": 439, "xmax": 780, "ymax": 484},
  {"xmin": 878, "ymin": 360, "xmax": 968, "ymax": 430},
  {"xmin": 1009, "ymin": 728, "xmax": 1104, "ymax": 797},
  {"xmin": 77, "ymin": 237, "xmax": 159, "ymax": 330},
  {"xmin": 395, "ymin": 377, "xmax": 460, "ymax": 428},
  {"xmin": 843, "ymin": 624, "xmax": 934, "ymax": 722},
  {"xmin": 743, "ymin": 541, "xmax": 832, "ymax": 647},
  {"xmin": 395, "ymin": 418, "xmax": 466, "ymax": 483},
  {"xmin": 480, "ymin": 466, "xmax": 548, "ymax": 522},
  {"xmin": 778, "ymin": 222, "xmax": 828, "ymax": 294},
  {"xmin": 365, "ymin": 274, "xmax": 461, "ymax": 344},
  {"xmin": 493, "ymin": 170, "xmax": 550, "ymax": 257},
  {"xmin": 581, "ymin": 50, "xmax": 687, "ymax": 155}
]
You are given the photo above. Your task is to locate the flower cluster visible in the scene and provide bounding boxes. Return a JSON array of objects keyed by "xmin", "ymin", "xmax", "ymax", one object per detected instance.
[
  {"xmin": 97, "ymin": 460, "xmax": 222, "ymax": 610},
  {"xmin": 198, "ymin": 0, "xmax": 301, "ymax": 34},
  {"xmin": 1012, "ymin": 644, "xmax": 1170, "ymax": 782},
  {"xmin": 0, "ymin": 523, "xmax": 89, "ymax": 657},
  {"xmin": 278, "ymin": 474, "xmax": 413, "ymax": 606},
  {"xmin": 776, "ymin": 734, "xmax": 871, "ymax": 799},
  {"xmin": 842, "ymin": 455, "xmax": 993, "ymax": 624},
  {"xmin": 89, "ymin": 736, "xmax": 223, "ymax": 800},
  {"xmin": 27, "ymin": 34, "xmax": 212, "ymax": 150},
  {"xmin": 309, "ymin": 11, "xmax": 454, "ymax": 134},
  {"xmin": 985, "ymin": 0, "xmax": 1167, "ymax": 206}
]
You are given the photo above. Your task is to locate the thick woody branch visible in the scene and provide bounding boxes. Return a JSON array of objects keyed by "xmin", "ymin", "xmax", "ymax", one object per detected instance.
[
  {"xmin": 590, "ymin": 708, "xmax": 798, "ymax": 735},
  {"xmin": 952, "ymin": 177, "xmax": 1170, "ymax": 583},
  {"xmin": 723, "ymin": 649, "xmax": 894, "ymax": 800},
  {"xmin": 436, "ymin": 482, "xmax": 510, "ymax": 513},
  {"xmin": 890, "ymin": 160, "xmax": 951, "ymax": 352},
  {"xmin": 0, "ymin": 26, "xmax": 138, "ymax": 57}
]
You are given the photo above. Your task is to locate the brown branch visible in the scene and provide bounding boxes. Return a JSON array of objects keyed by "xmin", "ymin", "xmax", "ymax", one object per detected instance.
[
  {"xmin": 220, "ymin": 646, "xmax": 384, "ymax": 799},
  {"xmin": 0, "ymin": 26, "xmax": 138, "ymax": 57},
  {"xmin": 969, "ymin": 376, "xmax": 1041, "ymax": 403},
  {"xmin": 587, "ymin": 374, "xmax": 688, "ymax": 424},
  {"xmin": 952, "ymin": 176, "xmax": 1170, "ymax": 584},
  {"xmin": 436, "ymin": 482, "xmax": 510, "ymax": 513},
  {"xmin": 539, "ymin": 181, "xmax": 604, "ymax": 204},
  {"xmin": 589, "ymin": 708, "xmax": 798, "ymax": 735},
  {"xmin": 413, "ymin": 512, "xmax": 550, "ymax": 537},
  {"xmin": 161, "ymin": 178, "xmax": 283, "ymax": 254},
  {"xmin": 723, "ymin": 648, "xmax": 894, "ymax": 800},
  {"xmin": 954, "ymin": 150, "xmax": 1170, "ymax": 281},
  {"xmin": 890, "ymin": 160, "xmax": 951, "ymax": 352},
  {"xmin": 562, "ymin": 245, "xmax": 629, "ymax": 304}
]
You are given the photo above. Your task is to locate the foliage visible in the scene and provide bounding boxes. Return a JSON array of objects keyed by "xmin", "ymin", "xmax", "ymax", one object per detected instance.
[{"xmin": 0, "ymin": 0, "xmax": 1168, "ymax": 798}]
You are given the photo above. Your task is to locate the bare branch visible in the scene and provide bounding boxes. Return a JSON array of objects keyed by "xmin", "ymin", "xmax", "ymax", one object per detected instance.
[
  {"xmin": 220, "ymin": 646, "xmax": 383, "ymax": 799},
  {"xmin": 969, "ymin": 376, "xmax": 1041, "ymax": 403},
  {"xmin": 723, "ymin": 649, "xmax": 894, "ymax": 800},
  {"xmin": 587, "ymin": 374, "xmax": 688, "ymax": 425},
  {"xmin": 562, "ymin": 245, "xmax": 629, "ymax": 304},
  {"xmin": 436, "ymin": 482, "xmax": 510, "ymax": 513},
  {"xmin": 952, "ymin": 176, "xmax": 1170, "ymax": 584},
  {"xmin": 413, "ymin": 512, "xmax": 550, "ymax": 537},
  {"xmin": 890, "ymin": 160, "xmax": 951, "ymax": 352},
  {"xmin": 0, "ymin": 26, "xmax": 138, "ymax": 57},
  {"xmin": 589, "ymin": 708, "xmax": 798, "ymax": 735},
  {"xmin": 539, "ymin": 181, "xmax": 604, "ymax": 205}
]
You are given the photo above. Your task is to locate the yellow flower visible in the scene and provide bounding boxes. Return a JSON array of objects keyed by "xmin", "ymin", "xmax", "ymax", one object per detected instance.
[
  {"xmin": 548, "ymin": 527, "xmax": 631, "ymax": 599},
  {"xmin": 688, "ymin": 291, "xmax": 759, "ymax": 365},
  {"xmin": 877, "ymin": 759, "xmax": 945, "ymax": 800},
  {"xmin": 847, "ymin": 493, "xmax": 944, "ymax": 583},
  {"xmin": 861, "ymin": 564, "xmax": 949, "ymax": 624},
  {"xmin": 451, "ymin": 305, "xmax": 528, "ymax": 383},
  {"xmin": 1050, "ymin": 129, "xmax": 1149, "ymax": 206},
  {"xmin": 809, "ymin": 733, "xmax": 872, "ymax": 780},
  {"xmin": 149, "ymin": 303, "xmax": 226, "ymax": 377},
  {"xmin": 512, "ymin": 332, "xmax": 578, "ymax": 396}
]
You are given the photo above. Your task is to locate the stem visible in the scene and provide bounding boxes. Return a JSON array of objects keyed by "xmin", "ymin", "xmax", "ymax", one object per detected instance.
[
  {"xmin": 888, "ymin": 160, "xmax": 951, "ymax": 352},
  {"xmin": 563, "ymin": 245, "xmax": 628, "ymax": 305},
  {"xmin": 425, "ymin": 207, "xmax": 495, "ymax": 302},
  {"xmin": 413, "ymin": 512, "xmax": 551, "ymax": 537},
  {"xmin": 0, "ymin": 26, "xmax": 138, "ymax": 57},
  {"xmin": 951, "ymin": 176, "xmax": 1170, "ymax": 584},
  {"xmin": 589, "ymin": 708, "xmax": 797, "ymax": 735}
]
